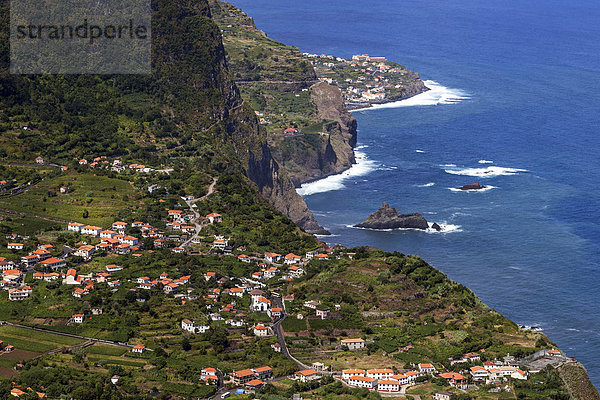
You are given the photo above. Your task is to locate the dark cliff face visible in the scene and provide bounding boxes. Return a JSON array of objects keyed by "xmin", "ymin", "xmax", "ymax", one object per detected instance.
[
  {"xmin": 269, "ymin": 82, "xmax": 358, "ymax": 186},
  {"xmin": 246, "ymin": 141, "xmax": 330, "ymax": 235}
]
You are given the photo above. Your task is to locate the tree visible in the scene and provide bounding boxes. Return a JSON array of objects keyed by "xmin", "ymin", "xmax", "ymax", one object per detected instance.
[{"xmin": 181, "ymin": 337, "xmax": 191, "ymax": 351}]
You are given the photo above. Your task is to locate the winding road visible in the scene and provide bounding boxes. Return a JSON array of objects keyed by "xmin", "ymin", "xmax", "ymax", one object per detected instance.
[{"xmin": 181, "ymin": 177, "xmax": 218, "ymax": 248}]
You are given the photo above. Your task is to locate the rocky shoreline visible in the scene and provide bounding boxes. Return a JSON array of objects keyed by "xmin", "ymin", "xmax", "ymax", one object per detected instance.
[{"xmin": 355, "ymin": 202, "xmax": 442, "ymax": 231}]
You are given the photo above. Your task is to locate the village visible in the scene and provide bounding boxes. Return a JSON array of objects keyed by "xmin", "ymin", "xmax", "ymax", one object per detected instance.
[
  {"xmin": 1, "ymin": 197, "xmax": 576, "ymax": 398},
  {"xmin": 306, "ymin": 53, "xmax": 426, "ymax": 109}
]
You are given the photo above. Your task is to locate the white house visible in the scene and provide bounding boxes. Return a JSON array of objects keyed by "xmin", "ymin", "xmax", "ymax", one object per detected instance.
[
  {"xmin": 418, "ymin": 363, "xmax": 436, "ymax": 374},
  {"xmin": 7, "ymin": 243, "xmax": 24, "ymax": 250},
  {"xmin": 181, "ymin": 319, "xmax": 210, "ymax": 334},
  {"xmin": 366, "ymin": 368, "xmax": 394, "ymax": 380},
  {"xmin": 342, "ymin": 369, "xmax": 365, "ymax": 380},
  {"xmin": 81, "ymin": 225, "xmax": 102, "ymax": 236},
  {"xmin": 40, "ymin": 257, "xmax": 66, "ymax": 269},
  {"xmin": 251, "ymin": 296, "xmax": 271, "ymax": 312},
  {"xmin": 295, "ymin": 369, "xmax": 320, "ymax": 383},
  {"xmin": 206, "ymin": 213, "xmax": 222, "ymax": 224},
  {"xmin": 253, "ymin": 324, "xmax": 271, "ymax": 337},
  {"xmin": 316, "ymin": 308, "xmax": 330, "ymax": 319},
  {"xmin": 131, "ymin": 344, "xmax": 146, "ymax": 353},
  {"xmin": 68, "ymin": 222, "xmax": 85, "ymax": 232},
  {"xmin": 284, "ymin": 253, "xmax": 301, "ymax": 264},
  {"xmin": 72, "ymin": 314, "xmax": 85, "ymax": 323},
  {"xmin": 264, "ymin": 252, "xmax": 281, "ymax": 263},
  {"xmin": 74, "ymin": 245, "xmax": 95, "ymax": 258},
  {"xmin": 112, "ymin": 221, "xmax": 128, "ymax": 232},
  {"xmin": 213, "ymin": 239, "xmax": 228, "ymax": 249},
  {"xmin": 470, "ymin": 366, "xmax": 489, "ymax": 381},
  {"xmin": 434, "ymin": 392, "xmax": 453, "ymax": 400},
  {"xmin": 341, "ymin": 338, "xmax": 365, "ymax": 350},
  {"xmin": 377, "ymin": 379, "xmax": 400, "ymax": 392},
  {"xmin": 347, "ymin": 375, "xmax": 377, "ymax": 389},
  {"xmin": 105, "ymin": 264, "xmax": 122, "ymax": 272},
  {"xmin": 100, "ymin": 230, "xmax": 117, "ymax": 239}
]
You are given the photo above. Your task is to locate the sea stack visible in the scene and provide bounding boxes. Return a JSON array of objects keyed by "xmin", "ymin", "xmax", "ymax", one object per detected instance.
[{"xmin": 355, "ymin": 202, "xmax": 441, "ymax": 231}]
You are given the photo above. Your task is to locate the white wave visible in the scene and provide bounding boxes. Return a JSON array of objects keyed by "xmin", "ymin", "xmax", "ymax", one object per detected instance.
[
  {"xmin": 427, "ymin": 222, "xmax": 463, "ymax": 233},
  {"xmin": 296, "ymin": 149, "xmax": 378, "ymax": 196},
  {"xmin": 441, "ymin": 163, "xmax": 456, "ymax": 167},
  {"xmin": 356, "ymin": 145, "xmax": 369, "ymax": 150},
  {"xmin": 351, "ymin": 80, "xmax": 470, "ymax": 111},
  {"xmin": 478, "ymin": 160, "xmax": 494, "ymax": 164},
  {"xmin": 348, "ymin": 222, "xmax": 461, "ymax": 234},
  {"xmin": 509, "ymin": 266, "xmax": 522, "ymax": 271},
  {"xmin": 448, "ymin": 185, "xmax": 497, "ymax": 192},
  {"xmin": 444, "ymin": 166, "xmax": 527, "ymax": 177},
  {"xmin": 416, "ymin": 149, "xmax": 425, "ymax": 153},
  {"xmin": 416, "ymin": 182, "xmax": 435, "ymax": 187}
]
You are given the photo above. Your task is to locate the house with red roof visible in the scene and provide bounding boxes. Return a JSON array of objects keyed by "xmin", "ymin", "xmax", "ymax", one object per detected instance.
[{"xmin": 206, "ymin": 213, "xmax": 222, "ymax": 224}]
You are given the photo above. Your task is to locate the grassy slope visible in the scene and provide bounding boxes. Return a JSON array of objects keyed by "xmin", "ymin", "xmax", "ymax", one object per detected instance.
[{"xmin": 0, "ymin": 173, "xmax": 140, "ymax": 227}]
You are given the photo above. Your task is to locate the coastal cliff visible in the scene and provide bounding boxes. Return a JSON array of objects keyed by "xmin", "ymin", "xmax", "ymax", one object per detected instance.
[{"xmin": 268, "ymin": 82, "xmax": 357, "ymax": 186}]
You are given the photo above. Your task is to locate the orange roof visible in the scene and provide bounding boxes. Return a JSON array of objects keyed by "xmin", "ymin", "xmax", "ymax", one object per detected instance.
[
  {"xmin": 367, "ymin": 368, "xmax": 393, "ymax": 374},
  {"xmin": 297, "ymin": 369, "xmax": 317, "ymax": 376},
  {"xmin": 341, "ymin": 338, "xmax": 364, "ymax": 343},
  {"xmin": 246, "ymin": 379, "xmax": 265, "ymax": 386},
  {"xmin": 418, "ymin": 363, "xmax": 433, "ymax": 369},
  {"xmin": 133, "ymin": 344, "xmax": 145, "ymax": 349},
  {"xmin": 41, "ymin": 257, "xmax": 64, "ymax": 265},
  {"xmin": 232, "ymin": 369, "xmax": 255, "ymax": 378},
  {"xmin": 348, "ymin": 375, "xmax": 376, "ymax": 382},
  {"xmin": 342, "ymin": 368, "xmax": 365, "ymax": 374},
  {"xmin": 378, "ymin": 379, "xmax": 400, "ymax": 385},
  {"xmin": 254, "ymin": 366, "xmax": 271, "ymax": 372}
]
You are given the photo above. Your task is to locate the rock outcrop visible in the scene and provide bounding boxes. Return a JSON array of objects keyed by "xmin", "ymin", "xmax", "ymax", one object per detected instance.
[{"xmin": 355, "ymin": 202, "xmax": 440, "ymax": 231}]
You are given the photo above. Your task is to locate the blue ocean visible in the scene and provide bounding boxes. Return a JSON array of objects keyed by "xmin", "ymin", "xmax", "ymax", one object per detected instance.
[{"xmin": 232, "ymin": 0, "xmax": 600, "ymax": 386}]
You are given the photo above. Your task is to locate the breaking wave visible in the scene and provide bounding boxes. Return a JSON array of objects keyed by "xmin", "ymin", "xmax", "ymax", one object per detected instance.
[
  {"xmin": 296, "ymin": 149, "xmax": 378, "ymax": 196},
  {"xmin": 352, "ymin": 80, "xmax": 470, "ymax": 111},
  {"xmin": 444, "ymin": 166, "xmax": 528, "ymax": 177}
]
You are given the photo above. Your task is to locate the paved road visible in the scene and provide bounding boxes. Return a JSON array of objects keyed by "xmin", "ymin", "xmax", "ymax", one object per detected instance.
[
  {"xmin": 181, "ymin": 177, "xmax": 218, "ymax": 249},
  {"xmin": 272, "ymin": 295, "xmax": 309, "ymax": 370}
]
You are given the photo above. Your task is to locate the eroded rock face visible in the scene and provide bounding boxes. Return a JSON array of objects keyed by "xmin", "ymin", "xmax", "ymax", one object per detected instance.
[{"xmin": 355, "ymin": 202, "xmax": 431, "ymax": 230}]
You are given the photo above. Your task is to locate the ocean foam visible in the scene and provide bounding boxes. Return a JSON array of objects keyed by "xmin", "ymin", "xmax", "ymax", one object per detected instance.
[
  {"xmin": 417, "ymin": 182, "xmax": 436, "ymax": 187},
  {"xmin": 444, "ymin": 166, "xmax": 528, "ymax": 177},
  {"xmin": 426, "ymin": 223, "xmax": 462, "ymax": 233},
  {"xmin": 441, "ymin": 163, "xmax": 457, "ymax": 167},
  {"xmin": 416, "ymin": 149, "xmax": 425, "ymax": 153},
  {"xmin": 296, "ymin": 149, "xmax": 378, "ymax": 196},
  {"xmin": 349, "ymin": 222, "xmax": 461, "ymax": 234},
  {"xmin": 478, "ymin": 159, "xmax": 494, "ymax": 164},
  {"xmin": 352, "ymin": 80, "xmax": 470, "ymax": 111},
  {"xmin": 448, "ymin": 185, "xmax": 497, "ymax": 192}
]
